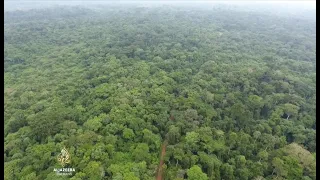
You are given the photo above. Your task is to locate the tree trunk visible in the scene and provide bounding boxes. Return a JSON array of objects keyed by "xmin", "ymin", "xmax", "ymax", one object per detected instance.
[{"xmin": 286, "ymin": 114, "xmax": 290, "ymax": 120}]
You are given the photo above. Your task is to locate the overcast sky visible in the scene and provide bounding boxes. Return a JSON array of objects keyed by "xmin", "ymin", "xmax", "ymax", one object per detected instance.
[{"xmin": 4, "ymin": 0, "xmax": 316, "ymax": 12}]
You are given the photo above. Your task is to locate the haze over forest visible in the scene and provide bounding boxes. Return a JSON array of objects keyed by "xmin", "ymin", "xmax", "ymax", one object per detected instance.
[{"xmin": 4, "ymin": 1, "xmax": 316, "ymax": 180}]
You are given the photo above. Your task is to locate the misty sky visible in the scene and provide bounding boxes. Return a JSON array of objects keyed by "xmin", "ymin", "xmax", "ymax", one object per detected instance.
[{"xmin": 4, "ymin": 0, "xmax": 316, "ymax": 13}]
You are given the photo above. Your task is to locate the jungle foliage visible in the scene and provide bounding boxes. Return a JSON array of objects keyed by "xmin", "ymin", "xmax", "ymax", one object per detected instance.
[{"xmin": 4, "ymin": 5, "xmax": 316, "ymax": 180}]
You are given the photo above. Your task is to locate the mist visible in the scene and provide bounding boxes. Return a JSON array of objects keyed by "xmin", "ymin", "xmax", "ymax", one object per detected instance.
[{"xmin": 4, "ymin": 0, "xmax": 316, "ymax": 12}]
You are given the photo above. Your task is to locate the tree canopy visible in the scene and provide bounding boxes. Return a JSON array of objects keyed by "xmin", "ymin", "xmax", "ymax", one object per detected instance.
[{"xmin": 4, "ymin": 3, "xmax": 316, "ymax": 180}]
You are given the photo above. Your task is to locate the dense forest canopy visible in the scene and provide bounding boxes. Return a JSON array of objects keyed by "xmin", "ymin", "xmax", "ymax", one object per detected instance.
[{"xmin": 4, "ymin": 3, "xmax": 316, "ymax": 180}]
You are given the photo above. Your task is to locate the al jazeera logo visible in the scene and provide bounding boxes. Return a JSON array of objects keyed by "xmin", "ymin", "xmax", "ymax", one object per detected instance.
[{"xmin": 53, "ymin": 147, "xmax": 76, "ymax": 175}]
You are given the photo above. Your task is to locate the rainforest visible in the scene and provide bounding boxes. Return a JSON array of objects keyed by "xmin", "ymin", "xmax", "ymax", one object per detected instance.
[{"xmin": 4, "ymin": 2, "xmax": 316, "ymax": 180}]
